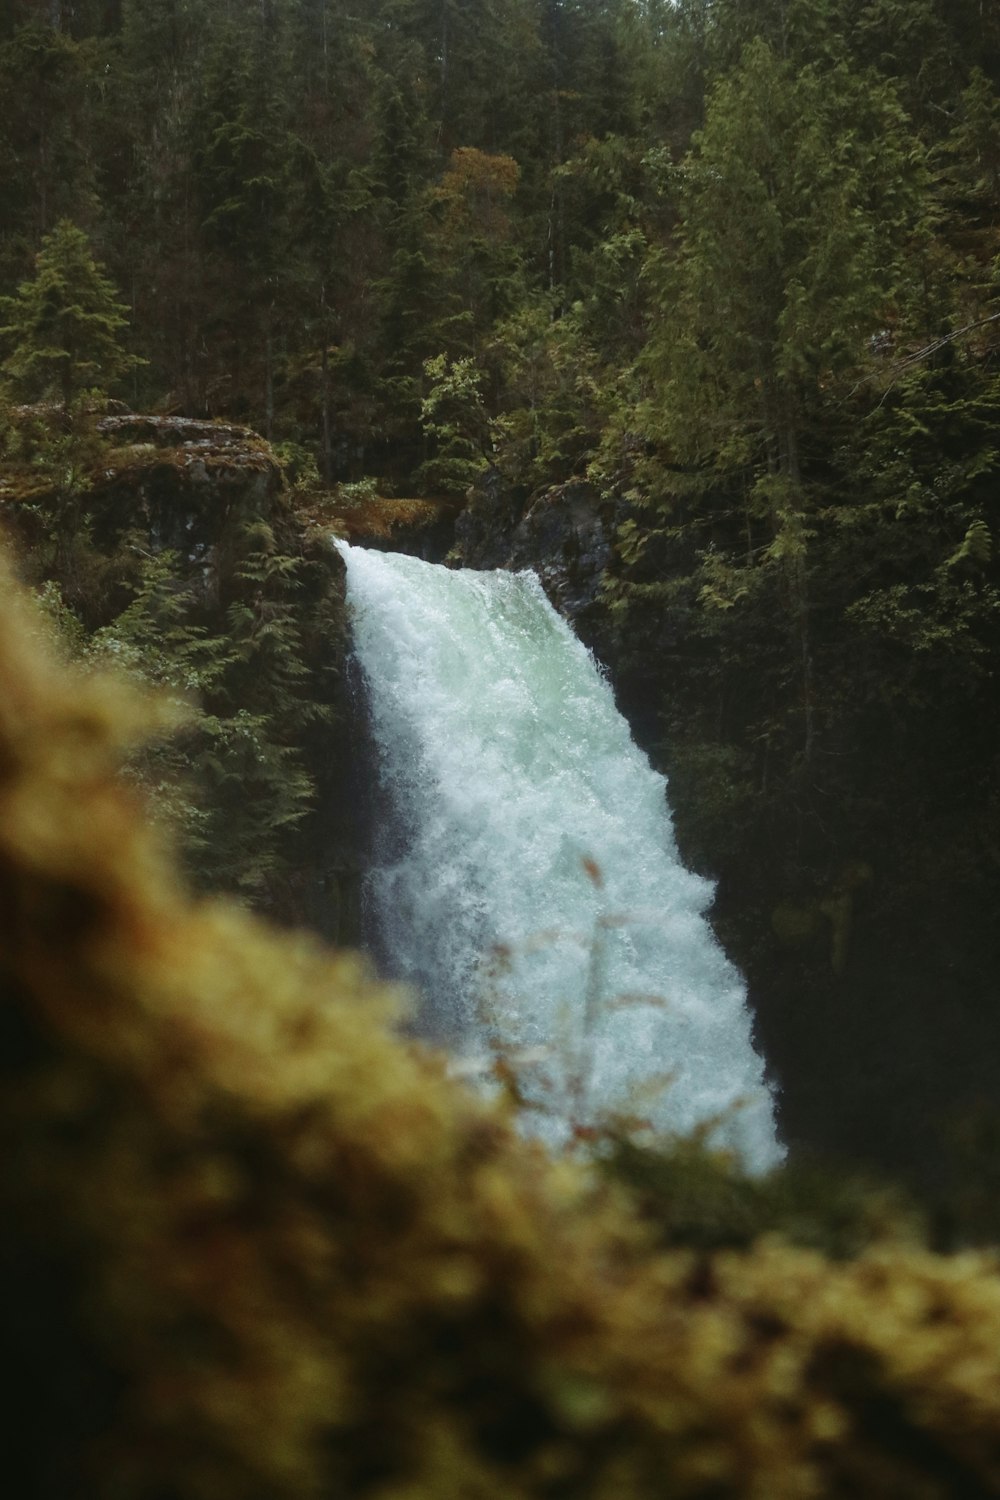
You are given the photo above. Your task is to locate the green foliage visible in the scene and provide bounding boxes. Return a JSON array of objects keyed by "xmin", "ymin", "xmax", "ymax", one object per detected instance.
[
  {"xmin": 13, "ymin": 416, "xmax": 343, "ymax": 910},
  {"xmin": 112, "ymin": 535, "xmax": 325, "ymax": 898},
  {"xmin": 0, "ymin": 219, "xmax": 143, "ymax": 411},
  {"xmin": 418, "ymin": 352, "xmax": 491, "ymax": 495},
  {"xmin": 488, "ymin": 296, "xmax": 611, "ymax": 491},
  {"xmin": 0, "ymin": 403, "xmax": 133, "ymax": 627},
  {"xmin": 0, "ymin": 22, "xmax": 100, "ymax": 285},
  {"xmin": 640, "ymin": 40, "xmax": 927, "ymax": 475},
  {"xmin": 78, "ymin": 550, "xmax": 229, "ymax": 849}
]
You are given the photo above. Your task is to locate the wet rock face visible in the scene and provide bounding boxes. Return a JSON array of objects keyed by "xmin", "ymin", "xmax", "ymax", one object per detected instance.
[
  {"xmin": 507, "ymin": 481, "xmax": 614, "ymax": 620},
  {"xmin": 454, "ymin": 472, "xmax": 614, "ymax": 625},
  {"xmin": 453, "ymin": 468, "xmax": 529, "ymax": 568}
]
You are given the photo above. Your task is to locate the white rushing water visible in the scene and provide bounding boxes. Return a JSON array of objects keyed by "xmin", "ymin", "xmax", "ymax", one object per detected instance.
[{"xmin": 338, "ymin": 541, "xmax": 783, "ymax": 1172}]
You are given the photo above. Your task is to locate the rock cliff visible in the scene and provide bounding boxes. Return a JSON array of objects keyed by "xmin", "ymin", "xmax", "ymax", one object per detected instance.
[{"xmin": 454, "ymin": 471, "xmax": 616, "ymax": 630}]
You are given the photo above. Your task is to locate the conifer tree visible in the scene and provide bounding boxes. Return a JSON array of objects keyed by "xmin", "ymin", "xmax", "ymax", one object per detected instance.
[
  {"xmin": 638, "ymin": 42, "xmax": 927, "ymax": 763},
  {"xmin": 0, "ymin": 23, "xmax": 98, "ymax": 280},
  {"xmin": 0, "ymin": 218, "xmax": 142, "ymax": 412}
]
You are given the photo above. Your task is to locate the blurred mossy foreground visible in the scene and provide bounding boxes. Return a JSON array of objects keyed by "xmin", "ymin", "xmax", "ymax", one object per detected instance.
[{"xmin": 6, "ymin": 556, "xmax": 1000, "ymax": 1497}]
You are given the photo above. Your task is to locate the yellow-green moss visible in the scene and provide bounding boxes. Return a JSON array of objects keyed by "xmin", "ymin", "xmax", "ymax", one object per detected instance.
[{"xmin": 320, "ymin": 492, "xmax": 459, "ymax": 544}]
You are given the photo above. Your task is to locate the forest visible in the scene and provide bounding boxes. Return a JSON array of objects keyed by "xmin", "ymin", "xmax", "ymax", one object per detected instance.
[
  {"xmin": 3, "ymin": 0, "xmax": 1000, "ymax": 1189},
  {"xmin": 4, "ymin": 0, "xmax": 1000, "ymax": 1491}
]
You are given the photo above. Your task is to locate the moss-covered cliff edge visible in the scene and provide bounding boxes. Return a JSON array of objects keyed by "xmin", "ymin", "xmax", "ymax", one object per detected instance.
[{"xmin": 0, "ymin": 407, "xmax": 368, "ymax": 940}]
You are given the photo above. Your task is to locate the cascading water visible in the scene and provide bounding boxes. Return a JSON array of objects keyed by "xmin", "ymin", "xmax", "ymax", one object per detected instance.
[{"xmin": 338, "ymin": 541, "xmax": 783, "ymax": 1172}]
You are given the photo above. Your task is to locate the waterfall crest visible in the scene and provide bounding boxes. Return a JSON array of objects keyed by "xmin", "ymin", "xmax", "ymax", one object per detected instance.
[{"xmin": 338, "ymin": 541, "xmax": 783, "ymax": 1171}]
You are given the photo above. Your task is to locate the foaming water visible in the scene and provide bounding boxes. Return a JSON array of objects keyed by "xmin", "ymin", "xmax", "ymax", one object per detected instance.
[{"xmin": 338, "ymin": 541, "xmax": 783, "ymax": 1171}]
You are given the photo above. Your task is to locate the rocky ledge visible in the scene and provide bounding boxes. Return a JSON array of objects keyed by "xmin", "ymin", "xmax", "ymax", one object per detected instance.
[{"xmin": 454, "ymin": 470, "xmax": 616, "ymax": 625}]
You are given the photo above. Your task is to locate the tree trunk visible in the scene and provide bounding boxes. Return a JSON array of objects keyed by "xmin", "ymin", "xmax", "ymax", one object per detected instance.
[
  {"xmin": 264, "ymin": 328, "xmax": 274, "ymax": 441},
  {"xmin": 320, "ymin": 335, "xmax": 332, "ymax": 484},
  {"xmin": 782, "ymin": 421, "xmax": 815, "ymax": 767}
]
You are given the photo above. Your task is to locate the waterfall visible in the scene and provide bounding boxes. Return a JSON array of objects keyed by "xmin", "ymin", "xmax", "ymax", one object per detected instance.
[{"xmin": 338, "ymin": 542, "xmax": 783, "ymax": 1172}]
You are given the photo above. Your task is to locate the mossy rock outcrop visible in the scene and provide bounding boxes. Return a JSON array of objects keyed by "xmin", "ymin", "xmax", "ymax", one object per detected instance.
[
  {"xmin": 324, "ymin": 491, "xmax": 461, "ymax": 560},
  {"xmin": 1, "ymin": 411, "xmax": 284, "ymax": 609},
  {"xmin": 0, "ymin": 407, "xmax": 361, "ymax": 938}
]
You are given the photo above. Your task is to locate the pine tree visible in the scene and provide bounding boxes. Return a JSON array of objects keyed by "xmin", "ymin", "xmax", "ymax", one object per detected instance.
[{"xmin": 0, "ymin": 218, "xmax": 143, "ymax": 412}]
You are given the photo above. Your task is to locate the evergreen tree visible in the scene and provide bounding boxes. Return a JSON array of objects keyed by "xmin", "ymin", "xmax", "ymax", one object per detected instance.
[
  {"xmin": 188, "ymin": 23, "xmax": 292, "ymax": 430},
  {"xmin": 0, "ymin": 21, "xmax": 98, "ymax": 280},
  {"xmin": 0, "ymin": 217, "xmax": 142, "ymax": 411},
  {"xmin": 637, "ymin": 41, "xmax": 927, "ymax": 763}
]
